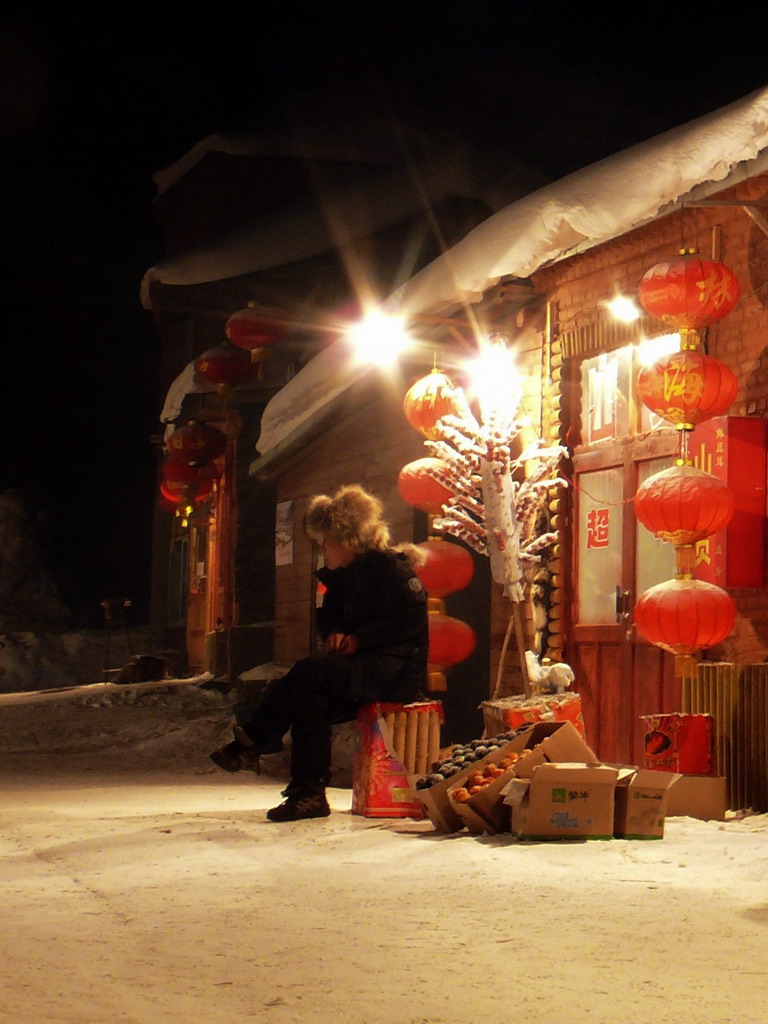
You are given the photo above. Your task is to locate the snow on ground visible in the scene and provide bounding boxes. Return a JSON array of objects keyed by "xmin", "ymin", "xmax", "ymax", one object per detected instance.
[{"xmin": 2, "ymin": 751, "xmax": 768, "ymax": 1024}]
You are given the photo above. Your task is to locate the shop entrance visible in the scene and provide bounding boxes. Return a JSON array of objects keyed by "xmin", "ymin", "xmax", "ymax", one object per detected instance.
[{"xmin": 565, "ymin": 340, "xmax": 683, "ymax": 763}]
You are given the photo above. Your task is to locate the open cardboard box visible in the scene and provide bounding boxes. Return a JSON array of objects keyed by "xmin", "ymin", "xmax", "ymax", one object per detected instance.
[
  {"xmin": 447, "ymin": 721, "xmax": 599, "ymax": 835},
  {"xmin": 666, "ymin": 773, "xmax": 727, "ymax": 821},
  {"xmin": 613, "ymin": 768, "xmax": 681, "ymax": 839},
  {"xmin": 416, "ymin": 735, "xmax": 525, "ymax": 834},
  {"xmin": 505, "ymin": 762, "xmax": 619, "ymax": 840},
  {"xmin": 416, "ymin": 721, "xmax": 584, "ymax": 833}
]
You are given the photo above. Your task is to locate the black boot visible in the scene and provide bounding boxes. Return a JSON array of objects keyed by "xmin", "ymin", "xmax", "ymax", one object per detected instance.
[
  {"xmin": 209, "ymin": 729, "xmax": 284, "ymax": 774},
  {"xmin": 266, "ymin": 783, "xmax": 330, "ymax": 822},
  {"xmin": 209, "ymin": 740, "xmax": 247, "ymax": 773}
]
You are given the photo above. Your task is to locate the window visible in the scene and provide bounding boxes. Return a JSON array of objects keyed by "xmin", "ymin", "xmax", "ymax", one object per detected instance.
[{"xmin": 579, "ymin": 334, "xmax": 680, "ymax": 443}]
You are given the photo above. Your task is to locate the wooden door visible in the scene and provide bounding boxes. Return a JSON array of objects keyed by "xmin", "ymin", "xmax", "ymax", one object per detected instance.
[
  {"xmin": 565, "ymin": 341, "xmax": 683, "ymax": 763},
  {"xmin": 186, "ymin": 521, "xmax": 209, "ymax": 673}
]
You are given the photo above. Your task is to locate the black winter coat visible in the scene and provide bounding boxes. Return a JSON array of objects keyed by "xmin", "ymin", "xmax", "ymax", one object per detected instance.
[{"xmin": 315, "ymin": 549, "xmax": 429, "ymax": 703}]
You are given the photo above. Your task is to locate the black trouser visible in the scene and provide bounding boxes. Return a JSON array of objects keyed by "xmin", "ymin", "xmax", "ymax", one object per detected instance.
[{"xmin": 239, "ymin": 655, "xmax": 362, "ymax": 789}]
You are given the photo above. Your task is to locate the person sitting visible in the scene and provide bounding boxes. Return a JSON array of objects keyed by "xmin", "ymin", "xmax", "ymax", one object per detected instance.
[{"xmin": 210, "ymin": 484, "xmax": 429, "ymax": 822}]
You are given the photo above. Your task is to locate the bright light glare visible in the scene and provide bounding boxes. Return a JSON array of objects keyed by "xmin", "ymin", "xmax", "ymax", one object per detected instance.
[
  {"xmin": 635, "ymin": 333, "xmax": 680, "ymax": 367},
  {"xmin": 606, "ymin": 294, "xmax": 642, "ymax": 323},
  {"xmin": 346, "ymin": 310, "xmax": 411, "ymax": 367},
  {"xmin": 467, "ymin": 336, "xmax": 522, "ymax": 424}
]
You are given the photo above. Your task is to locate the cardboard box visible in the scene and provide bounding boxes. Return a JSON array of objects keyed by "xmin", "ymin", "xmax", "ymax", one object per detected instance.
[
  {"xmin": 666, "ymin": 774, "xmax": 728, "ymax": 821},
  {"xmin": 415, "ymin": 736, "xmax": 523, "ymax": 834},
  {"xmin": 417, "ymin": 721, "xmax": 584, "ymax": 833},
  {"xmin": 505, "ymin": 763, "xmax": 619, "ymax": 840},
  {"xmin": 614, "ymin": 768, "xmax": 681, "ymax": 839},
  {"xmin": 451, "ymin": 721, "xmax": 599, "ymax": 836},
  {"xmin": 641, "ymin": 713, "xmax": 714, "ymax": 774},
  {"xmin": 444, "ymin": 737, "xmax": 531, "ymax": 835}
]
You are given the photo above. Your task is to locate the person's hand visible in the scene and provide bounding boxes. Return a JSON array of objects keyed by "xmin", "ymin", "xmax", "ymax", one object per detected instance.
[
  {"xmin": 338, "ymin": 634, "xmax": 358, "ymax": 655},
  {"xmin": 325, "ymin": 632, "xmax": 358, "ymax": 655},
  {"xmin": 325, "ymin": 632, "xmax": 346, "ymax": 653}
]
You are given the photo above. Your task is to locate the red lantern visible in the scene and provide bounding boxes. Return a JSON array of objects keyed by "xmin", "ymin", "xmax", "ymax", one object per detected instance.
[
  {"xmin": 634, "ymin": 577, "xmax": 735, "ymax": 671},
  {"xmin": 195, "ymin": 343, "xmax": 256, "ymax": 391},
  {"xmin": 160, "ymin": 458, "xmax": 217, "ymax": 503},
  {"xmin": 634, "ymin": 464, "xmax": 735, "ymax": 545},
  {"xmin": 638, "ymin": 251, "xmax": 739, "ymax": 333},
  {"xmin": 398, "ymin": 458, "xmax": 454, "ymax": 515},
  {"xmin": 637, "ymin": 350, "xmax": 737, "ymax": 429},
  {"xmin": 416, "ymin": 539, "xmax": 474, "ymax": 598},
  {"xmin": 403, "ymin": 369, "xmax": 465, "ymax": 440},
  {"xmin": 427, "ymin": 612, "xmax": 477, "ymax": 690},
  {"xmin": 225, "ymin": 306, "xmax": 284, "ymax": 362},
  {"xmin": 166, "ymin": 421, "xmax": 227, "ymax": 465}
]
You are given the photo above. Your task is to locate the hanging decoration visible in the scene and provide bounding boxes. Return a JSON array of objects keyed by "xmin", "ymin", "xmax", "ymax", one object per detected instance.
[
  {"xmin": 425, "ymin": 612, "xmax": 477, "ymax": 691},
  {"xmin": 165, "ymin": 420, "xmax": 227, "ymax": 465},
  {"xmin": 401, "ymin": 334, "xmax": 569, "ymax": 695},
  {"xmin": 415, "ymin": 539, "xmax": 475, "ymax": 597},
  {"xmin": 399, "ymin": 458, "xmax": 475, "ymax": 691},
  {"xmin": 195, "ymin": 342, "xmax": 256, "ymax": 394},
  {"xmin": 159, "ymin": 476, "xmax": 212, "ymax": 508},
  {"xmin": 637, "ymin": 249, "xmax": 740, "ymax": 347},
  {"xmin": 158, "ymin": 457, "xmax": 218, "ymax": 527},
  {"xmin": 225, "ymin": 304, "xmax": 285, "ymax": 365},
  {"xmin": 403, "ymin": 368, "xmax": 466, "ymax": 440},
  {"xmin": 634, "ymin": 247, "xmax": 740, "ymax": 672},
  {"xmin": 414, "ymin": 538, "xmax": 477, "ymax": 691},
  {"xmin": 634, "ymin": 577, "xmax": 736, "ymax": 676},
  {"xmin": 636, "ymin": 349, "xmax": 738, "ymax": 430},
  {"xmin": 634, "ymin": 464, "xmax": 734, "ymax": 545},
  {"xmin": 160, "ymin": 457, "xmax": 217, "ymax": 503},
  {"xmin": 397, "ymin": 457, "xmax": 455, "ymax": 519}
]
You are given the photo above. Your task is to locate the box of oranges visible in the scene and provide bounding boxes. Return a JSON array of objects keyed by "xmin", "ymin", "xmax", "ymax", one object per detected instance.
[{"xmin": 447, "ymin": 721, "xmax": 598, "ymax": 835}]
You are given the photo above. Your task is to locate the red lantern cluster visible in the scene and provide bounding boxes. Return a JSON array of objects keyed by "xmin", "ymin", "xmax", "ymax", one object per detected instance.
[
  {"xmin": 400, "ymin": 373, "xmax": 477, "ymax": 691},
  {"xmin": 415, "ymin": 539, "xmax": 477, "ymax": 690},
  {"xmin": 159, "ymin": 420, "xmax": 227, "ymax": 523},
  {"xmin": 634, "ymin": 248, "xmax": 740, "ymax": 671}
]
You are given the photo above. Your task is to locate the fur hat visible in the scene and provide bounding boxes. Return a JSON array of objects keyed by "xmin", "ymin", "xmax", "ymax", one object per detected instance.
[{"xmin": 305, "ymin": 484, "xmax": 391, "ymax": 552}]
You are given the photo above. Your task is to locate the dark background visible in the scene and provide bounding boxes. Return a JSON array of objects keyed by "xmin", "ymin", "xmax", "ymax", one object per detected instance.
[{"xmin": 1, "ymin": 2, "xmax": 766, "ymax": 625}]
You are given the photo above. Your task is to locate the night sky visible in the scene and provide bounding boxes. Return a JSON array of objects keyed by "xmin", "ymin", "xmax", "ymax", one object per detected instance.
[{"xmin": 1, "ymin": 3, "xmax": 766, "ymax": 624}]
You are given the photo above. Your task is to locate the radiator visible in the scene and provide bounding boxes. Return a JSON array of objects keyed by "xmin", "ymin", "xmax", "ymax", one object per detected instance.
[{"xmin": 683, "ymin": 662, "xmax": 768, "ymax": 812}]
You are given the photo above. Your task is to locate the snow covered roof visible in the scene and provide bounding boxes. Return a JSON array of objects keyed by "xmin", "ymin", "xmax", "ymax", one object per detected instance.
[
  {"xmin": 140, "ymin": 147, "xmax": 495, "ymax": 307},
  {"xmin": 388, "ymin": 85, "xmax": 768, "ymax": 318},
  {"xmin": 253, "ymin": 85, "xmax": 768, "ymax": 461}
]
